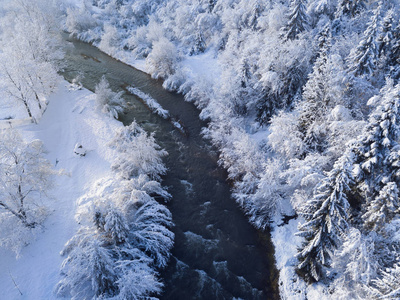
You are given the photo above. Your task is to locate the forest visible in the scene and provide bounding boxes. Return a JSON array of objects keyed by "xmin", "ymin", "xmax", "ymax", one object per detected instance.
[{"xmin": 1, "ymin": 0, "xmax": 400, "ymax": 299}]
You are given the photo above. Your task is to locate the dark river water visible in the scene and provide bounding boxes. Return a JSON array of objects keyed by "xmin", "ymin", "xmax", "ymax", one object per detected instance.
[{"xmin": 61, "ymin": 35, "xmax": 279, "ymax": 300}]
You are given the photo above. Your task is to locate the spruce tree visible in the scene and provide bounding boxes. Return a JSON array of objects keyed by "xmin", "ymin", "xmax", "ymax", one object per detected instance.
[
  {"xmin": 190, "ymin": 31, "xmax": 206, "ymax": 55},
  {"xmin": 377, "ymin": 9, "xmax": 394, "ymax": 58},
  {"xmin": 296, "ymin": 154, "xmax": 353, "ymax": 281},
  {"xmin": 298, "ymin": 27, "xmax": 332, "ymax": 152},
  {"xmin": 207, "ymin": 0, "xmax": 217, "ymax": 13},
  {"xmin": 348, "ymin": 3, "xmax": 381, "ymax": 76},
  {"xmin": 352, "ymin": 79, "xmax": 400, "ymax": 230},
  {"xmin": 389, "ymin": 22, "xmax": 400, "ymax": 68},
  {"xmin": 283, "ymin": 0, "xmax": 309, "ymax": 40},
  {"xmin": 56, "ymin": 233, "xmax": 117, "ymax": 298},
  {"xmin": 373, "ymin": 263, "xmax": 400, "ymax": 298},
  {"xmin": 353, "ymin": 79, "xmax": 400, "ymax": 198},
  {"xmin": 336, "ymin": 0, "xmax": 367, "ymax": 18},
  {"xmin": 247, "ymin": 0, "xmax": 263, "ymax": 30},
  {"xmin": 362, "ymin": 182, "xmax": 399, "ymax": 231}
]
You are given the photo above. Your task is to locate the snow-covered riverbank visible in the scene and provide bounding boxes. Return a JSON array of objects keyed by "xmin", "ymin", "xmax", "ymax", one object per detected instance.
[{"xmin": 0, "ymin": 82, "xmax": 122, "ymax": 298}]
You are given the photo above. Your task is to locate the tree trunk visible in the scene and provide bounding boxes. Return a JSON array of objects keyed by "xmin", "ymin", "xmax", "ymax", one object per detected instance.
[
  {"xmin": 17, "ymin": 209, "xmax": 36, "ymax": 228},
  {"xmin": 22, "ymin": 99, "xmax": 33, "ymax": 118},
  {"xmin": 35, "ymin": 93, "xmax": 42, "ymax": 111}
]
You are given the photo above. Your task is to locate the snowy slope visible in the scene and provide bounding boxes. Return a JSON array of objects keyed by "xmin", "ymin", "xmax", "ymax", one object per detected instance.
[{"xmin": 0, "ymin": 81, "xmax": 122, "ymax": 299}]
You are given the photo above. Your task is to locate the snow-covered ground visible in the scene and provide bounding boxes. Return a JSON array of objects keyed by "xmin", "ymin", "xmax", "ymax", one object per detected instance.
[
  {"xmin": 0, "ymin": 94, "xmax": 29, "ymax": 128},
  {"xmin": 0, "ymin": 81, "xmax": 122, "ymax": 299},
  {"xmin": 272, "ymin": 219, "xmax": 307, "ymax": 300}
]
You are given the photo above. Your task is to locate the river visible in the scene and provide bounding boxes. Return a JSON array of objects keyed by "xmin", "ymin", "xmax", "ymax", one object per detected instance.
[{"xmin": 60, "ymin": 35, "xmax": 279, "ymax": 300}]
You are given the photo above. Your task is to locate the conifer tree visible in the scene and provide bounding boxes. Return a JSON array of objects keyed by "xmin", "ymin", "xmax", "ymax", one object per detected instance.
[
  {"xmin": 373, "ymin": 263, "xmax": 400, "ymax": 298},
  {"xmin": 298, "ymin": 27, "xmax": 332, "ymax": 151},
  {"xmin": 348, "ymin": 3, "xmax": 381, "ymax": 76},
  {"xmin": 336, "ymin": 0, "xmax": 367, "ymax": 18},
  {"xmin": 116, "ymin": 252, "xmax": 163, "ymax": 299},
  {"xmin": 350, "ymin": 79, "xmax": 400, "ymax": 232},
  {"xmin": 389, "ymin": 22, "xmax": 400, "ymax": 69},
  {"xmin": 131, "ymin": 199, "xmax": 174, "ymax": 268},
  {"xmin": 362, "ymin": 182, "xmax": 399, "ymax": 232},
  {"xmin": 296, "ymin": 154, "xmax": 353, "ymax": 281},
  {"xmin": 207, "ymin": 0, "xmax": 217, "ymax": 13},
  {"xmin": 283, "ymin": 0, "xmax": 309, "ymax": 40},
  {"xmin": 310, "ymin": 0, "xmax": 336, "ymax": 19},
  {"xmin": 247, "ymin": 0, "xmax": 263, "ymax": 30},
  {"xmin": 352, "ymin": 79, "xmax": 400, "ymax": 199},
  {"xmin": 190, "ymin": 31, "xmax": 206, "ymax": 55},
  {"xmin": 377, "ymin": 9, "xmax": 394, "ymax": 58}
]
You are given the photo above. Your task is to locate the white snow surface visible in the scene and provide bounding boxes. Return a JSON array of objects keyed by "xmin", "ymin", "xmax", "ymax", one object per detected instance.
[
  {"xmin": 181, "ymin": 51, "xmax": 220, "ymax": 81},
  {"xmin": 0, "ymin": 81, "xmax": 122, "ymax": 299},
  {"xmin": 272, "ymin": 218, "xmax": 307, "ymax": 300}
]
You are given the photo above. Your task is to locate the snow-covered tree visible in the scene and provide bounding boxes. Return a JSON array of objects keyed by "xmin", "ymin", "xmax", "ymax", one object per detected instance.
[
  {"xmin": 65, "ymin": 4, "xmax": 98, "ymax": 41},
  {"xmin": 352, "ymin": 79, "xmax": 400, "ymax": 208},
  {"xmin": 58, "ymin": 116, "xmax": 173, "ymax": 299},
  {"xmin": 110, "ymin": 122, "xmax": 167, "ymax": 180},
  {"xmin": 115, "ymin": 251, "xmax": 163, "ymax": 299},
  {"xmin": 372, "ymin": 263, "xmax": 400, "ymax": 298},
  {"xmin": 362, "ymin": 182, "xmax": 399, "ymax": 232},
  {"xmin": 296, "ymin": 154, "xmax": 353, "ymax": 281},
  {"xmin": 0, "ymin": 0, "xmax": 63, "ymax": 121},
  {"xmin": 103, "ymin": 204, "xmax": 129, "ymax": 244},
  {"xmin": 56, "ymin": 230, "xmax": 117, "ymax": 299},
  {"xmin": 0, "ymin": 129, "xmax": 55, "ymax": 229},
  {"xmin": 98, "ymin": 24, "xmax": 121, "ymax": 56},
  {"xmin": 308, "ymin": 0, "xmax": 336, "ymax": 20},
  {"xmin": 268, "ymin": 110, "xmax": 306, "ymax": 159},
  {"xmin": 130, "ymin": 198, "xmax": 174, "ymax": 268},
  {"xmin": 58, "ymin": 174, "xmax": 174, "ymax": 299},
  {"xmin": 282, "ymin": 0, "xmax": 309, "ymax": 40},
  {"xmin": 190, "ymin": 31, "xmax": 206, "ymax": 55},
  {"xmin": 337, "ymin": 228, "xmax": 378, "ymax": 284},
  {"xmin": 347, "ymin": 3, "xmax": 381, "ymax": 76},
  {"xmin": 245, "ymin": 158, "xmax": 287, "ymax": 228},
  {"xmin": 146, "ymin": 37, "xmax": 182, "ymax": 79},
  {"xmin": 377, "ymin": 9, "xmax": 394, "ymax": 59},
  {"xmin": 95, "ymin": 76, "xmax": 124, "ymax": 119},
  {"xmin": 246, "ymin": 0, "xmax": 264, "ymax": 30},
  {"xmin": 331, "ymin": 228, "xmax": 378, "ymax": 298},
  {"xmin": 336, "ymin": 0, "xmax": 367, "ymax": 18},
  {"xmin": 298, "ymin": 27, "xmax": 332, "ymax": 151},
  {"xmin": 389, "ymin": 22, "xmax": 400, "ymax": 74}
]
